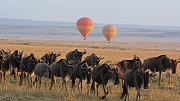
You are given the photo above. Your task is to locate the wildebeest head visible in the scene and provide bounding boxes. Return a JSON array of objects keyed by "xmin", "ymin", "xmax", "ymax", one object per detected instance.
[
  {"xmin": 41, "ymin": 53, "xmax": 51, "ymax": 65},
  {"xmin": 21, "ymin": 53, "xmax": 37, "ymax": 73},
  {"xmin": 78, "ymin": 61, "xmax": 91, "ymax": 84},
  {"xmin": 49, "ymin": 52, "xmax": 61, "ymax": 64},
  {"xmin": 61, "ymin": 59, "xmax": 73, "ymax": 77},
  {"xmin": 92, "ymin": 54, "xmax": 104, "ymax": 67},
  {"xmin": 161, "ymin": 55, "xmax": 172, "ymax": 70},
  {"xmin": 170, "ymin": 59, "xmax": 178, "ymax": 74},
  {"xmin": 133, "ymin": 55, "xmax": 143, "ymax": 68},
  {"xmin": 0, "ymin": 51, "xmax": 3, "ymax": 62},
  {"xmin": 144, "ymin": 70, "xmax": 150, "ymax": 89},
  {"xmin": 102, "ymin": 64, "xmax": 120, "ymax": 85},
  {"xmin": 76, "ymin": 49, "xmax": 86, "ymax": 63},
  {"xmin": 136, "ymin": 69, "xmax": 146, "ymax": 87}
]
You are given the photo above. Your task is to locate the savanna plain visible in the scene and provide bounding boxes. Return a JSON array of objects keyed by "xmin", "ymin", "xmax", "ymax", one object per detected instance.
[{"xmin": 0, "ymin": 39, "xmax": 180, "ymax": 101}]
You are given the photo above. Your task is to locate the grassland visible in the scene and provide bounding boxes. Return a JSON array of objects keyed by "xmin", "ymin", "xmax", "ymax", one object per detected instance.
[{"xmin": 0, "ymin": 39, "xmax": 180, "ymax": 101}]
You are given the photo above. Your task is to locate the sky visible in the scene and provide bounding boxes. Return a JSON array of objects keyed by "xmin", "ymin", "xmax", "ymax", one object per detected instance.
[{"xmin": 0, "ymin": 0, "xmax": 180, "ymax": 27}]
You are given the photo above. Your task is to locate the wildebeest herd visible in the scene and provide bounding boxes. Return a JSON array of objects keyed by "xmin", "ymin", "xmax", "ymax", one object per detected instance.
[{"xmin": 0, "ymin": 49, "xmax": 179, "ymax": 101}]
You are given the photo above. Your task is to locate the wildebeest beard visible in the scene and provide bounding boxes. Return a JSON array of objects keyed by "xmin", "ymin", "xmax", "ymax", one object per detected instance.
[{"xmin": 106, "ymin": 69, "xmax": 119, "ymax": 85}]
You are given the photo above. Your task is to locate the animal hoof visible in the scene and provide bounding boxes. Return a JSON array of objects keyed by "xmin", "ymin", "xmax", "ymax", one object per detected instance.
[
  {"xmin": 144, "ymin": 86, "xmax": 149, "ymax": 89},
  {"xmin": 102, "ymin": 96, "xmax": 106, "ymax": 100}
]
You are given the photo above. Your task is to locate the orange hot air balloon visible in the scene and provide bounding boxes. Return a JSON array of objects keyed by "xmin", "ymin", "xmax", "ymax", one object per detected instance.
[
  {"xmin": 102, "ymin": 24, "xmax": 117, "ymax": 43},
  {"xmin": 76, "ymin": 17, "xmax": 94, "ymax": 40}
]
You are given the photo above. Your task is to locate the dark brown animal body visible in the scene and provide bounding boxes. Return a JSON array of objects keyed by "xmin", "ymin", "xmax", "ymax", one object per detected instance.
[
  {"xmin": 33, "ymin": 63, "xmax": 50, "ymax": 88},
  {"xmin": 71, "ymin": 61, "xmax": 91, "ymax": 92},
  {"xmin": 164, "ymin": 59, "xmax": 180, "ymax": 85},
  {"xmin": 110, "ymin": 56, "xmax": 143, "ymax": 87},
  {"xmin": 0, "ymin": 50, "xmax": 10, "ymax": 83},
  {"xmin": 143, "ymin": 55, "xmax": 174, "ymax": 86},
  {"xmin": 49, "ymin": 59, "xmax": 73, "ymax": 90},
  {"xmin": 8, "ymin": 50, "xmax": 24, "ymax": 79},
  {"xmin": 120, "ymin": 68, "xmax": 149, "ymax": 101},
  {"xmin": 66, "ymin": 49, "xmax": 86, "ymax": 64},
  {"xmin": 19, "ymin": 53, "xmax": 37, "ymax": 87},
  {"xmin": 40, "ymin": 52, "xmax": 61, "ymax": 65},
  {"xmin": 91, "ymin": 64, "xmax": 119, "ymax": 100}
]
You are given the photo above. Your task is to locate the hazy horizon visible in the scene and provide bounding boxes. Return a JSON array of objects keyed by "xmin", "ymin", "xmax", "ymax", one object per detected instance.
[{"xmin": 0, "ymin": 25, "xmax": 179, "ymax": 42}]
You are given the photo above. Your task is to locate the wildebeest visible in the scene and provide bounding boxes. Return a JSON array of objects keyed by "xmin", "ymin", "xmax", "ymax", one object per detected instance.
[
  {"xmin": 0, "ymin": 49, "xmax": 10, "ymax": 83},
  {"xmin": 164, "ymin": 58, "xmax": 180, "ymax": 85},
  {"xmin": 71, "ymin": 61, "xmax": 91, "ymax": 92},
  {"xmin": 8, "ymin": 50, "xmax": 24, "ymax": 79},
  {"xmin": 91, "ymin": 64, "xmax": 119, "ymax": 100},
  {"xmin": 66, "ymin": 49, "xmax": 86, "ymax": 64},
  {"xmin": 120, "ymin": 68, "xmax": 149, "ymax": 101},
  {"xmin": 143, "ymin": 55, "xmax": 174, "ymax": 86},
  {"xmin": 83, "ymin": 53, "xmax": 104, "ymax": 67},
  {"xmin": 49, "ymin": 59, "xmax": 73, "ymax": 90},
  {"xmin": 20, "ymin": 53, "xmax": 37, "ymax": 87},
  {"xmin": 33, "ymin": 63, "xmax": 50, "ymax": 88},
  {"xmin": 110, "ymin": 55, "xmax": 143, "ymax": 87},
  {"xmin": 40, "ymin": 52, "xmax": 61, "ymax": 65}
]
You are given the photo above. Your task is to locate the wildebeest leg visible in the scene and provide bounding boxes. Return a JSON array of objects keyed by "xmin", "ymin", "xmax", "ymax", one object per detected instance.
[
  {"xmin": 33, "ymin": 76, "xmax": 38, "ymax": 88},
  {"xmin": 0, "ymin": 72, "xmax": 2, "ymax": 83},
  {"xmin": 24, "ymin": 73, "xmax": 27, "ymax": 85},
  {"xmin": 120, "ymin": 82, "xmax": 128, "ymax": 101},
  {"xmin": 125, "ymin": 84, "xmax": 129, "ymax": 101},
  {"xmin": 19, "ymin": 72, "xmax": 24, "ymax": 85},
  {"xmin": 135, "ymin": 86, "xmax": 141, "ymax": 101},
  {"xmin": 3, "ymin": 72, "xmax": 6, "ymax": 83},
  {"xmin": 71, "ymin": 78, "xmax": 76, "ymax": 89},
  {"xmin": 39, "ymin": 76, "xmax": 42, "ymax": 89},
  {"xmin": 102, "ymin": 84, "xmax": 108, "ymax": 100},
  {"xmin": 12, "ymin": 68, "xmax": 17, "ymax": 80},
  {"xmin": 96, "ymin": 83, "xmax": 100, "ymax": 96},
  {"xmin": 49, "ymin": 78, "xmax": 54, "ymax": 90},
  {"xmin": 90, "ymin": 81, "xmax": 95, "ymax": 95},
  {"xmin": 44, "ymin": 77, "xmax": 48, "ymax": 88},
  {"xmin": 121, "ymin": 79, "xmax": 124, "ymax": 88},
  {"xmin": 54, "ymin": 76, "xmax": 56, "ymax": 84},
  {"xmin": 159, "ymin": 71, "xmax": 162, "ymax": 86},
  {"xmin": 167, "ymin": 72, "xmax": 172, "ymax": 85},
  {"xmin": 27, "ymin": 74, "xmax": 31, "ymax": 87},
  {"xmin": 78, "ymin": 79, "xmax": 82, "ymax": 92},
  {"xmin": 62, "ymin": 77, "xmax": 67, "ymax": 90}
]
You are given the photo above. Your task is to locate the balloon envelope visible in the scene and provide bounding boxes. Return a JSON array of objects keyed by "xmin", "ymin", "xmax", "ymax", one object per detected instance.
[
  {"xmin": 76, "ymin": 17, "xmax": 94, "ymax": 40},
  {"xmin": 102, "ymin": 24, "xmax": 117, "ymax": 42}
]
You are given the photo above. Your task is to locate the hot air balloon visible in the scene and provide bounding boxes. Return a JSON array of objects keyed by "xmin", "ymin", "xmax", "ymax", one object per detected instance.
[
  {"xmin": 102, "ymin": 24, "xmax": 117, "ymax": 43},
  {"xmin": 76, "ymin": 17, "xmax": 94, "ymax": 40}
]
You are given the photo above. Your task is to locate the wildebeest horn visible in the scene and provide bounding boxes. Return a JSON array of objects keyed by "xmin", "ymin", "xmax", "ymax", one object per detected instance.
[
  {"xmin": 84, "ymin": 49, "xmax": 86, "ymax": 54},
  {"xmin": 99, "ymin": 56, "xmax": 104, "ymax": 60},
  {"xmin": 57, "ymin": 51, "xmax": 61, "ymax": 56},
  {"xmin": 7, "ymin": 49, "xmax": 11, "ymax": 53}
]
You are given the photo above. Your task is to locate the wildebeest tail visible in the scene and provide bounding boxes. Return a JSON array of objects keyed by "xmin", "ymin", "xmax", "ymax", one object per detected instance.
[{"xmin": 120, "ymin": 82, "xmax": 127, "ymax": 99}]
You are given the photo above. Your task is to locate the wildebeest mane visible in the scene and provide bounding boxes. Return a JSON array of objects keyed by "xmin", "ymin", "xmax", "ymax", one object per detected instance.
[
  {"xmin": 155, "ymin": 55, "xmax": 166, "ymax": 59},
  {"xmin": 57, "ymin": 59, "xmax": 68, "ymax": 64}
]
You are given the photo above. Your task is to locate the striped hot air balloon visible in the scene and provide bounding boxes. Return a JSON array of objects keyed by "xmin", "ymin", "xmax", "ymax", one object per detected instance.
[
  {"xmin": 76, "ymin": 17, "xmax": 94, "ymax": 40},
  {"xmin": 102, "ymin": 24, "xmax": 117, "ymax": 43}
]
